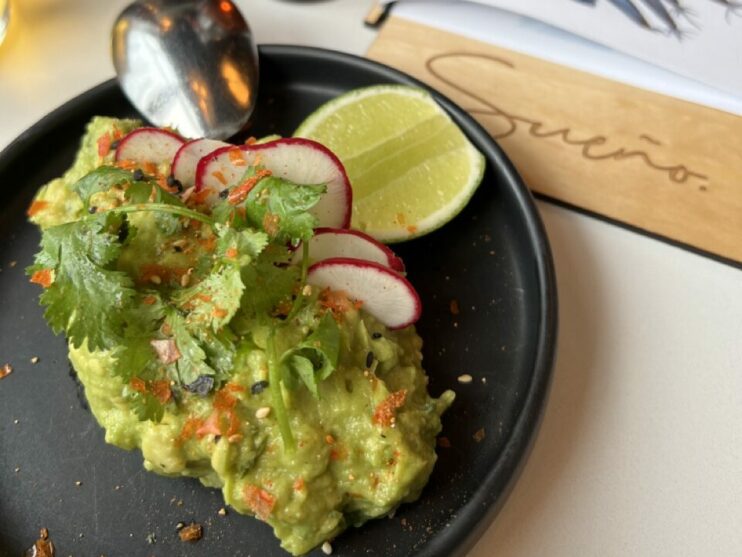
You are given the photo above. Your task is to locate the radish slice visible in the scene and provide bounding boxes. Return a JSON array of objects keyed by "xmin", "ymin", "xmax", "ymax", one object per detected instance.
[
  {"xmin": 171, "ymin": 138, "xmax": 229, "ymax": 187},
  {"xmin": 293, "ymin": 228, "xmax": 405, "ymax": 272},
  {"xmin": 307, "ymin": 258, "xmax": 421, "ymax": 329},
  {"xmin": 195, "ymin": 138, "xmax": 352, "ymax": 228},
  {"xmin": 115, "ymin": 127, "xmax": 184, "ymax": 165}
]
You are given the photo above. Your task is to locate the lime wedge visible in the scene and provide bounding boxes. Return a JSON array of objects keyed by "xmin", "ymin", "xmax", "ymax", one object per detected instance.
[{"xmin": 294, "ymin": 85, "xmax": 485, "ymax": 242}]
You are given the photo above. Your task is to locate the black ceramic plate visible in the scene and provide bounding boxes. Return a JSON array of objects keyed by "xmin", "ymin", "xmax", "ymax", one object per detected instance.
[{"xmin": 0, "ymin": 45, "xmax": 556, "ymax": 557}]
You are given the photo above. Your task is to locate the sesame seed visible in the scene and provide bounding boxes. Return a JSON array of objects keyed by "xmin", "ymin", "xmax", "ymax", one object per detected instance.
[
  {"xmin": 365, "ymin": 351, "xmax": 374, "ymax": 368},
  {"xmin": 132, "ymin": 169, "xmax": 145, "ymax": 181},
  {"xmin": 457, "ymin": 374, "xmax": 473, "ymax": 384},
  {"xmin": 9, "ymin": 261, "xmax": 17, "ymax": 268},
  {"xmin": 217, "ymin": 507, "xmax": 227, "ymax": 516},
  {"xmin": 149, "ymin": 275, "xmax": 162, "ymax": 285},
  {"xmin": 30, "ymin": 356, "xmax": 39, "ymax": 364},
  {"xmin": 176, "ymin": 522, "xmax": 185, "ymax": 531},
  {"xmin": 321, "ymin": 541, "xmax": 333, "ymax": 555},
  {"xmin": 75, "ymin": 481, "xmax": 82, "ymax": 486},
  {"xmin": 180, "ymin": 274, "xmax": 190, "ymax": 287},
  {"xmin": 348, "ymin": 474, "xmax": 355, "ymax": 481},
  {"xmin": 14, "ymin": 467, "xmax": 20, "ymax": 473},
  {"xmin": 301, "ymin": 284, "xmax": 313, "ymax": 296},
  {"xmin": 372, "ymin": 332, "xmax": 382, "ymax": 339},
  {"xmin": 219, "ymin": 188, "xmax": 229, "ymax": 199},
  {"xmin": 251, "ymin": 380, "xmax": 269, "ymax": 395},
  {"xmin": 13, "ymin": 419, "xmax": 19, "ymax": 424},
  {"xmin": 255, "ymin": 407, "xmax": 271, "ymax": 419}
]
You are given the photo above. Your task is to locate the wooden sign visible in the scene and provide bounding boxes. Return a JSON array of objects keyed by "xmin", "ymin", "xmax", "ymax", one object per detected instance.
[{"xmin": 367, "ymin": 17, "xmax": 742, "ymax": 265}]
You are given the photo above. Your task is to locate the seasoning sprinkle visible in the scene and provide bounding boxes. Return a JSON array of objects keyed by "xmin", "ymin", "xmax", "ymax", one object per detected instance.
[
  {"xmin": 457, "ymin": 374, "xmax": 473, "ymax": 384},
  {"xmin": 365, "ymin": 351, "xmax": 374, "ymax": 369},
  {"xmin": 132, "ymin": 169, "xmax": 145, "ymax": 181},
  {"xmin": 217, "ymin": 507, "xmax": 227, "ymax": 516},
  {"xmin": 149, "ymin": 275, "xmax": 162, "ymax": 285},
  {"xmin": 30, "ymin": 356, "xmax": 39, "ymax": 364},
  {"xmin": 74, "ymin": 481, "xmax": 82, "ymax": 487},
  {"xmin": 1, "ymin": 363, "xmax": 13, "ymax": 379},
  {"xmin": 178, "ymin": 522, "xmax": 203, "ymax": 543},
  {"xmin": 219, "ymin": 188, "xmax": 229, "ymax": 199},
  {"xmin": 88, "ymin": 206, "xmax": 97, "ymax": 214},
  {"xmin": 251, "ymin": 380, "xmax": 269, "ymax": 395},
  {"xmin": 110, "ymin": 140, "xmax": 121, "ymax": 151},
  {"xmin": 255, "ymin": 407, "xmax": 271, "ymax": 419},
  {"xmin": 321, "ymin": 541, "xmax": 333, "ymax": 555},
  {"xmin": 372, "ymin": 332, "xmax": 382, "ymax": 340}
]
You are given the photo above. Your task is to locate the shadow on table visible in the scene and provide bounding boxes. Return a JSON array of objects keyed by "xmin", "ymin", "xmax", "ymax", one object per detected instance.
[{"xmin": 469, "ymin": 202, "xmax": 605, "ymax": 556}]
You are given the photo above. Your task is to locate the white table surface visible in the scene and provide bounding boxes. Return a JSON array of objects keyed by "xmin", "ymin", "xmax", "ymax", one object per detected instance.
[{"xmin": 1, "ymin": 1, "xmax": 740, "ymax": 556}]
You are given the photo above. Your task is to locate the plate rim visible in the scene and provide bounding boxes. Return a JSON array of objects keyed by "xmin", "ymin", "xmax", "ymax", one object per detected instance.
[{"xmin": 0, "ymin": 44, "xmax": 558, "ymax": 557}]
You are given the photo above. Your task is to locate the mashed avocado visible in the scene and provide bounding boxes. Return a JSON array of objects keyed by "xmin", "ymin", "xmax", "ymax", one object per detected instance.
[{"xmin": 29, "ymin": 118, "xmax": 454, "ymax": 555}]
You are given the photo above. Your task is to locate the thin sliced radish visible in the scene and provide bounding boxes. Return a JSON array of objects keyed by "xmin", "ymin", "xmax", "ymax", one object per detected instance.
[
  {"xmin": 195, "ymin": 138, "xmax": 352, "ymax": 228},
  {"xmin": 171, "ymin": 138, "xmax": 229, "ymax": 187},
  {"xmin": 293, "ymin": 228, "xmax": 405, "ymax": 272},
  {"xmin": 307, "ymin": 258, "xmax": 421, "ymax": 329},
  {"xmin": 115, "ymin": 127, "xmax": 184, "ymax": 165}
]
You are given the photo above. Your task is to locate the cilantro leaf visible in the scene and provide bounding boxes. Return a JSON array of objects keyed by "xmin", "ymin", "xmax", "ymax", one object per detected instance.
[
  {"xmin": 281, "ymin": 313, "xmax": 341, "ymax": 398},
  {"xmin": 125, "ymin": 389, "xmax": 165, "ymax": 422},
  {"xmin": 72, "ymin": 167, "xmax": 137, "ymax": 209},
  {"xmin": 215, "ymin": 224, "xmax": 269, "ymax": 265},
  {"xmin": 164, "ymin": 308, "xmax": 219, "ymax": 389},
  {"xmin": 110, "ymin": 293, "xmax": 167, "ymax": 382},
  {"xmin": 244, "ymin": 176, "xmax": 324, "ymax": 243},
  {"xmin": 237, "ymin": 245, "xmax": 300, "ymax": 320},
  {"xmin": 28, "ymin": 213, "xmax": 136, "ymax": 351}
]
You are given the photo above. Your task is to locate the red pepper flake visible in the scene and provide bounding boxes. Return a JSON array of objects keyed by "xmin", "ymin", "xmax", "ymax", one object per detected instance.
[
  {"xmin": 228, "ymin": 169, "xmax": 272, "ymax": 205},
  {"xmin": 27, "ymin": 200, "xmax": 49, "ymax": 217},
  {"xmin": 142, "ymin": 162, "xmax": 157, "ymax": 175},
  {"xmin": 225, "ymin": 247, "xmax": 238, "ymax": 259},
  {"xmin": 29, "ymin": 269, "xmax": 53, "ymax": 288},
  {"xmin": 178, "ymin": 522, "xmax": 203, "ymax": 543},
  {"xmin": 178, "ymin": 416, "xmax": 203, "ymax": 445},
  {"xmin": 190, "ymin": 188, "xmax": 213, "ymax": 205},
  {"xmin": 97, "ymin": 132, "xmax": 112, "ymax": 157},
  {"xmin": 151, "ymin": 380, "xmax": 172, "ymax": 404},
  {"xmin": 244, "ymin": 136, "xmax": 257, "ymax": 145},
  {"xmin": 449, "ymin": 299, "xmax": 460, "ymax": 315},
  {"xmin": 437, "ymin": 436, "xmax": 451, "ymax": 448},
  {"xmin": 142, "ymin": 295, "xmax": 157, "ymax": 305},
  {"xmin": 228, "ymin": 148, "xmax": 247, "ymax": 166},
  {"xmin": 196, "ymin": 293, "xmax": 213, "ymax": 303},
  {"xmin": 473, "ymin": 428, "xmax": 486, "ymax": 443},
  {"xmin": 372, "ymin": 389, "xmax": 408, "ymax": 427},
  {"xmin": 243, "ymin": 485, "xmax": 275, "ymax": 520},
  {"xmin": 0, "ymin": 363, "xmax": 12, "ymax": 380},
  {"xmin": 293, "ymin": 477, "xmax": 305, "ymax": 491},
  {"xmin": 262, "ymin": 212, "xmax": 281, "ymax": 237},
  {"xmin": 115, "ymin": 158, "xmax": 138, "ymax": 171},
  {"xmin": 130, "ymin": 377, "xmax": 147, "ymax": 393},
  {"xmin": 406, "ymin": 225, "xmax": 418, "ymax": 234},
  {"xmin": 199, "ymin": 236, "xmax": 217, "ymax": 252},
  {"xmin": 211, "ymin": 170, "xmax": 228, "ymax": 185},
  {"xmin": 212, "ymin": 307, "xmax": 228, "ymax": 319},
  {"xmin": 319, "ymin": 288, "xmax": 363, "ymax": 321}
]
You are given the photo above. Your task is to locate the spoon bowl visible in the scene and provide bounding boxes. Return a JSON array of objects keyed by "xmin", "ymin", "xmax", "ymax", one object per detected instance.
[{"xmin": 112, "ymin": 0, "xmax": 259, "ymax": 139}]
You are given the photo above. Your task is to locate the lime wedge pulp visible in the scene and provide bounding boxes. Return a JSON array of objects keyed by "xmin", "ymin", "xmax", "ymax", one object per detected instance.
[{"xmin": 294, "ymin": 85, "xmax": 485, "ymax": 242}]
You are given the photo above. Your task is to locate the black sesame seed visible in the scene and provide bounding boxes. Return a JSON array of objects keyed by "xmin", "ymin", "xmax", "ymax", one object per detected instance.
[
  {"xmin": 219, "ymin": 188, "xmax": 229, "ymax": 199},
  {"xmin": 173, "ymin": 245, "xmax": 183, "ymax": 253},
  {"xmin": 110, "ymin": 140, "xmax": 121, "ymax": 151},
  {"xmin": 251, "ymin": 380, "xmax": 269, "ymax": 395},
  {"xmin": 372, "ymin": 332, "xmax": 382, "ymax": 340},
  {"xmin": 365, "ymin": 351, "xmax": 374, "ymax": 368},
  {"xmin": 88, "ymin": 206, "xmax": 97, "ymax": 214},
  {"xmin": 167, "ymin": 175, "xmax": 184, "ymax": 192},
  {"xmin": 132, "ymin": 169, "xmax": 145, "ymax": 181}
]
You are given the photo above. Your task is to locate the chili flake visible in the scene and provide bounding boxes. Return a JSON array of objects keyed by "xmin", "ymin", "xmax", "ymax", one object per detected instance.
[
  {"xmin": 372, "ymin": 389, "xmax": 408, "ymax": 427},
  {"xmin": 178, "ymin": 522, "xmax": 203, "ymax": 543},
  {"xmin": 30, "ymin": 269, "xmax": 53, "ymax": 288},
  {"xmin": 0, "ymin": 363, "xmax": 12, "ymax": 379},
  {"xmin": 243, "ymin": 485, "xmax": 276, "ymax": 520},
  {"xmin": 27, "ymin": 200, "xmax": 49, "ymax": 217}
]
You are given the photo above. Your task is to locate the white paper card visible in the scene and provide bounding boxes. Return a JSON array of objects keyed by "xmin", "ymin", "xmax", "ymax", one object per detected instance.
[{"xmin": 468, "ymin": 0, "xmax": 742, "ymax": 95}]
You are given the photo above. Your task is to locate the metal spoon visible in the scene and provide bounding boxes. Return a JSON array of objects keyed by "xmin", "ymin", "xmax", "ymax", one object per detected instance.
[{"xmin": 112, "ymin": 0, "xmax": 258, "ymax": 139}]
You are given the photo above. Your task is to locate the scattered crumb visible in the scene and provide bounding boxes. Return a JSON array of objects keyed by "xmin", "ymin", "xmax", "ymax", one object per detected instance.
[
  {"xmin": 1, "ymin": 363, "xmax": 13, "ymax": 379},
  {"xmin": 30, "ymin": 356, "xmax": 40, "ymax": 364},
  {"xmin": 217, "ymin": 507, "xmax": 227, "ymax": 516},
  {"xmin": 78, "ymin": 533, "xmax": 84, "ymax": 539},
  {"xmin": 178, "ymin": 523, "xmax": 203, "ymax": 543},
  {"xmin": 74, "ymin": 481, "xmax": 82, "ymax": 487},
  {"xmin": 27, "ymin": 528, "xmax": 54, "ymax": 557},
  {"xmin": 14, "ymin": 467, "xmax": 20, "ymax": 473},
  {"xmin": 481, "ymin": 377, "xmax": 487, "ymax": 384},
  {"xmin": 473, "ymin": 428, "xmax": 486, "ymax": 443},
  {"xmin": 146, "ymin": 533, "xmax": 156, "ymax": 544},
  {"xmin": 437, "ymin": 437, "xmax": 451, "ymax": 448},
  {"xmin": 489, "ymin": 250, "xmax": 495, "ymax": 256},
  {"xmin": 321, "ymin": 541, "xmax": 333, "ymax": 555},
  {"xmin": 14, "ymin": 419, "xmax": 19, "ymax": 424},
  {"xmin": 457, "ymin": 374, "xmax": 473, "ymax": 384},
  {"xmin": 255, "ymin": 407, "xmax": 271, "ymax": 419},
  {"xmin": 449, "ymin": 299, "xmax": 460, "ymax": 315},
  {"xmin": 176, "ymin": 522, "xmax": 185, "ymax": 531},
  {"xmin": 9, "ymin": 261, "xmax": 17, "ymax": 267}
]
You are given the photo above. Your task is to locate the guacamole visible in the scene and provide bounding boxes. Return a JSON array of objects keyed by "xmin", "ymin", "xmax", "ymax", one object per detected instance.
[{"xmin": 28, "ymin": 117, "xmax": 454, "ymax": 555}]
